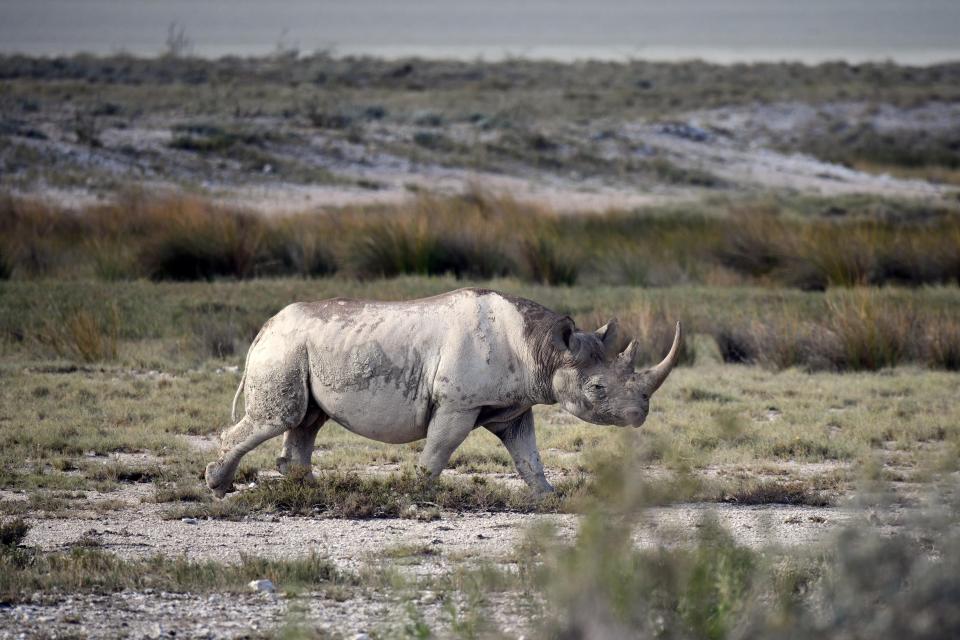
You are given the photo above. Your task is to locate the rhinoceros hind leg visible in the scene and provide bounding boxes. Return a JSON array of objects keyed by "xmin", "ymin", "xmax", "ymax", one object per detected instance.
[
  {"xmin": 206, "ymin": 414, "xmax": 295, "ymax": 496},
  {"xmin": 207, "ymin": 396, "xmax": 308, "ymax": 497},
  {"xmin": 276, "ymin": 407, "xmax": 327, "ymax": 478}
]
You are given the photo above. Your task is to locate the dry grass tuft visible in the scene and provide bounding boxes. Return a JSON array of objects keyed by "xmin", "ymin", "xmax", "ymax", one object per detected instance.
[{"xmin": 34, "ymin": 306, "xmax": 119, "ymax": 362}]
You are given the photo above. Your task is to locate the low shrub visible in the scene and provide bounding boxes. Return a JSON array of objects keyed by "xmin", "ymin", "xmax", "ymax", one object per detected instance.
[
  {"xmin": 233, "ymin": 469, "xmax": 560, "ymax": 518},
  {"xmin": 0, "ymin": 519, "xmax": 28, "ymax": 547}
]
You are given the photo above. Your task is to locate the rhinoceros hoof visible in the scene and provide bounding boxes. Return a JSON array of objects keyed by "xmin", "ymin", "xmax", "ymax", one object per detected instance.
[
  {"xmin": 535, "ymin": 483, "xmax": 556, "ymax": 497},
  {"xmin": 275, "ymin": 456, "xmax": 291, "ymax": 475},
  {"xmin": 205, "ymin": 461, "xmax": 231, "ymax": 498}
]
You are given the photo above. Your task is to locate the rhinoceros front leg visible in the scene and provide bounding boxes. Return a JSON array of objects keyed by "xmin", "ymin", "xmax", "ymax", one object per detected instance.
[
  {"xmin": 418, "ymin": 407, "xmax": 481, "ymax": 479},
  {"xmin": 487, "ymin": 409, "xmax": 554, "ymax": 495}
]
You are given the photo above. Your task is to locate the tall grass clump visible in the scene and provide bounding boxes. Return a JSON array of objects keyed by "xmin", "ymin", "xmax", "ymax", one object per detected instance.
[
  {"xmin": 138, "ymin": 201, "xmax": 267, "ymax": 281},
  {"xmin": 519, "ymin": 236, "xmax": 579, "ymax": 285},
  {"xmin": 34, "ymin": 305, "xmax": 120, "ymax": 362},
  {"xmin": 823, "ymin": 291, "xmax": 915, "ymax": 370},
  {"xmin": 923, "ymin": 313, "xmax": 960, "ymax": 370},
  {"xmin": 265, "ymin": 216, "xmax": 338, "ymax": 277},
  {"xmin": 344, "ymin": 193, "xmax": 520, "ymax": 280}
]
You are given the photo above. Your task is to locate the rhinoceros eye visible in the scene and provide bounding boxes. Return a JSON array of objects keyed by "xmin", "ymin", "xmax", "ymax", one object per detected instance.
[{"xmin": 586, "ymin": 382, "xmax": 606, "ymax": 397}]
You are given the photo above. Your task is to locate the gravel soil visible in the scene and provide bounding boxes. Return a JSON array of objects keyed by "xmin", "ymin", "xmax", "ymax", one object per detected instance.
[{"xmin": 3, "ymin": 491, "xmax": 874, "ymax": 639}]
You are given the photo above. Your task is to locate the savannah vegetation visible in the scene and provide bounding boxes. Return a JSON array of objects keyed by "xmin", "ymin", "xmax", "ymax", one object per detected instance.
[
  {"xmin": 2, "ymin": 266, "xmax": 960, "ymax": 635},
  {"xmin": 1, "ymin": 51, "xmax": 959, "ymax": 639}
]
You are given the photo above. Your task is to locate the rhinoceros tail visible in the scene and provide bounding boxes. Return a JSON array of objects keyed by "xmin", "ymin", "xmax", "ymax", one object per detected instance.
[
  {"xmin": 231, "ymin": 323, "xmax": 267, "ymax": 422},
  {"xmin": 230, "ymin": 370, "xmax": 246, "ymax": 423}
]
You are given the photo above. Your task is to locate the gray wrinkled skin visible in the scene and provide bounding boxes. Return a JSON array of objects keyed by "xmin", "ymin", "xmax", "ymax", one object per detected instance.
[{"xmin": 205, "ymin": 288, "xmax": 682, "ymax": 497}]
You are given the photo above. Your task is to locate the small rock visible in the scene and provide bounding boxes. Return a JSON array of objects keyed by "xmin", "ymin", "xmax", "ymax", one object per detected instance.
[
  {"xmin": 353, "ymin": 634, "xmax": 370, "ymax": 640},
  {"xmin": 248, "ymin": 579, "xmax": 275, "ymax": 594},
  {"xmin": 181, "ymin": 517, "xmax": 199, "ymax": 525}
]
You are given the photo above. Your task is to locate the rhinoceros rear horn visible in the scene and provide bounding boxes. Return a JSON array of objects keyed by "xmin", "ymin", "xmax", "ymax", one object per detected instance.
[{"xmin": 639, "ymin": 321, "xmax": 683, "ymax": 394}]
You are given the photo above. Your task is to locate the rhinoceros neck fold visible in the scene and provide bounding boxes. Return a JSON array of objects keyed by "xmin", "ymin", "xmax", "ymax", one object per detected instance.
[{"xmin": 496, "ymin": 293, "xmax": 568, "ymax": 406}]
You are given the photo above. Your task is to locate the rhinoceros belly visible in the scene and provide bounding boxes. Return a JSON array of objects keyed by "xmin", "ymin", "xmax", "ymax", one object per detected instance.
[{"xmin": 306, "ymin": 339, "xmax": 433, "ymax": 444}]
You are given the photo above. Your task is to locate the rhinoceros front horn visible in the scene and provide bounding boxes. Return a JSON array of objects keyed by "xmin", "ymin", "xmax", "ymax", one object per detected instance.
[{"xmin": 639, "ymin": 321, "xmax": 683, "ymax": 394}]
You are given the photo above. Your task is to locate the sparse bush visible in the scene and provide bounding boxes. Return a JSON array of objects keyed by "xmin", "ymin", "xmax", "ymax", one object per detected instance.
[
  {"xmin": 412, "ymin": 131, "xmax": 453, "ymax": 150},
  {"xmin": 304, "ymin": 97, "xmax": 353, "ymax": 129},
  {"xmin": 0, "ymin": 519, "xmax": 28, "ymax": 547}
]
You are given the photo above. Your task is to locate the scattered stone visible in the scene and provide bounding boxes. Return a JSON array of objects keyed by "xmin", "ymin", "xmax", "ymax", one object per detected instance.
[
  {"xmin": 248, "ymin": 579, "xmax": 275, "ymax": 594},
  {"xmin": 180, "ymin": 517, "xmax": 199, "ymax": 525}
]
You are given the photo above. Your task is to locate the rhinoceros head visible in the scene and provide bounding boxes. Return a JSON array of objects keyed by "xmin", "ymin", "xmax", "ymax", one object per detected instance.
[{"xmin": 549, "ymin": 318, "xmax": 682, "ymax": 428}]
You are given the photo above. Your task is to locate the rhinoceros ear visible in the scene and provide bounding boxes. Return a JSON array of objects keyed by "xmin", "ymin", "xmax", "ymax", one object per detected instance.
[
  {"xmin": 551, "ymin": 317, "xmax": 578, "ymax": 354},
  {"xmin": 595, "ymin": 318, "xmax": 621, "ymax": 360}
]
